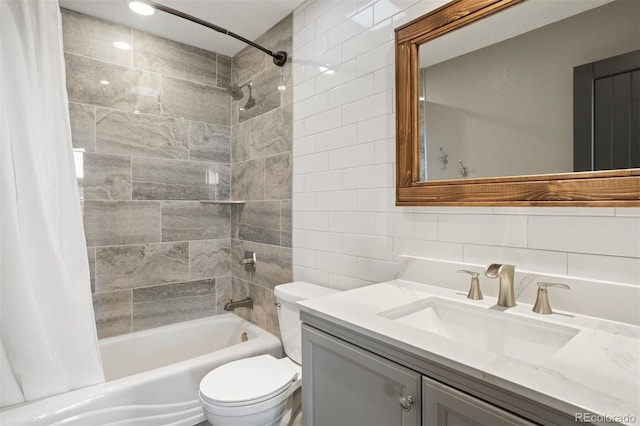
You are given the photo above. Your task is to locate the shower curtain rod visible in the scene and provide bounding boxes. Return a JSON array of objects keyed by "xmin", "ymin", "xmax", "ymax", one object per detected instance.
[{"xmin": 140, "ymin": 0, "xmax": 288, "ymax": 66}]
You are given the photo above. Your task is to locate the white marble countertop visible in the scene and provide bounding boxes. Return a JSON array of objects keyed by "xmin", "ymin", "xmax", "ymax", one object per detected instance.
[{"xmin": 299, "ymin": 279, "xmax": 640, "ymax": 425}]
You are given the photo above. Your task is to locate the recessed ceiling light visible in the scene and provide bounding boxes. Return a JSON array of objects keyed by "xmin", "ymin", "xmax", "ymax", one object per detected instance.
[
  {"xmin": 112, "ymin": 41, "xmax": 131, "ymax": 50},
  {"xmin": 100, "ymin": 80, "xmax": 110, "ymax": 85},
  {"xmin": 129, "ymin": 1, "xmax": 155, "ymax": 16}
]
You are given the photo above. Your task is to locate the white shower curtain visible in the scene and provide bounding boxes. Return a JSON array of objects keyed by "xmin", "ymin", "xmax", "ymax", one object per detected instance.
[{"xmin": 0, "ymin": 0, "xmax": 104, "ymax": 407}]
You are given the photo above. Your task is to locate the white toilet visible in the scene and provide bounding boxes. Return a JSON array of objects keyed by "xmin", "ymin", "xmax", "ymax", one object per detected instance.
[{"xmin": 199, "ymin": 282, "xmax": 337, "ymax": 426}]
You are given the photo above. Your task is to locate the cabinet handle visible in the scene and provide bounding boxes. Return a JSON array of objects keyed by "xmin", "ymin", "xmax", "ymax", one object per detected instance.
[{"xmin": 399, "ymin": 395, "xmax": 415, "ymax": 411}]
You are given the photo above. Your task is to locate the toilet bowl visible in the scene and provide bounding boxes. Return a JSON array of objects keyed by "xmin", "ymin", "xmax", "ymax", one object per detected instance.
[
  {"xmin": 200, "ymin": 355, "xmax": 301, "ymax": 426},
  {"xmin": 199, "ymin": 282, "xmax": 337, "ymax": 426}
]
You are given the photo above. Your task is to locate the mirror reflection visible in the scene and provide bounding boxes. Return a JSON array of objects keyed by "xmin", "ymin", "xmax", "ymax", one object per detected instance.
[{"xmin": 418, "ymin": 0, "xmax": 639, "ymax": 182}]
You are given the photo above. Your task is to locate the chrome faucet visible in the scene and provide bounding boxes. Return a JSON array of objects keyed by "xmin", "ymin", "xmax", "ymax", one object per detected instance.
[{"xmin": 485, "ymin": 264, "xmax": 516, "ymax": 307}]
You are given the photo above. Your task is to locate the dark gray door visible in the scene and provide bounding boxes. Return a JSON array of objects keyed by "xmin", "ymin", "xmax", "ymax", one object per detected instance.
[{"xmin": 574, "ymin": 50, "xmax": 640, "ymax": 171}]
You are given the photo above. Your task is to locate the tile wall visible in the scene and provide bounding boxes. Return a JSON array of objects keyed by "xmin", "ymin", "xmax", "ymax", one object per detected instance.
[
  {"xmin": 62, "ymin": 9, "xmax": 233, "ymax": 338},
  {"xmin": 230, "ymin": 16, "xmax": 294, "ymax": 337},
  {"xmin": 63, "ymin": 9, "xmax": 294, "ymax": 339},
  {"xmin": 290, "ymin": 0, "xmax": 640, "ymax": 291}
]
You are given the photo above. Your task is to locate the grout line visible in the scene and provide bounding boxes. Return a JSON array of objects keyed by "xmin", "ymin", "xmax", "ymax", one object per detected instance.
[
  {"xmin": 128, "ymin": 28, "xmax": 133, "ymax": 68},
  {"xmin": 92, "ymin": 105, "xmax": 97, "ymax": 153},
  {"xmin": 188, "ymin": 240, "xmax": 191, "ymax": 282},
  {"xmin": 129, "ymin": 289, "xmax": 134, "ymax": 333},
  {"xmin": 129, "ymin": 152, "xmax": 133, "ymax": 200},
  {"xmin": 159, "ymin": 74, "xmax": 164, "ymax": 116},
  {"xmin": 159, "ymin": 199, "xmax": 164, "ymax": 242}
]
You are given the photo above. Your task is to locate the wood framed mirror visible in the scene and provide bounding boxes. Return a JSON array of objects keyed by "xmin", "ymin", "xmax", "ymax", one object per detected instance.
[{"xmin": 395, "ymin": 0, "xmax": 639, "ymax": 206}]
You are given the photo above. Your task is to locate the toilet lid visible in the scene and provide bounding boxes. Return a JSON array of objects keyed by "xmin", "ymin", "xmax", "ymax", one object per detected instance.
[{"xmin": 200, "ymin": 355, "xmax": 297, "ymax": 405}]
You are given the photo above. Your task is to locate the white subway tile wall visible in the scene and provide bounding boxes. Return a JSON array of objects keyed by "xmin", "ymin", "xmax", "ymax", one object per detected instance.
[{"xmin": 292, "ymin": 0, "xmax": 640, "ymax": 289}]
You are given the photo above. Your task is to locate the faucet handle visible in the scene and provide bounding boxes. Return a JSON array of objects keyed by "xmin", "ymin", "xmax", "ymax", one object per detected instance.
[
  {"xmin": 240, "ymin": 251, "xmax": 257, "ymax": 272},
  {"xmin": 457, "ymin": 270, "xmax": 483, "ymax": 300},
  {"xmin": 532, "ymin": 282, "xmax": 570, "ymax": 314},
  {"xmin": 457, "ymin": 269, "xmax": 479, "ymax": 278},
  {"xmin": 537, "ymin": 282, "xmax": 571, "ymax": 291}
]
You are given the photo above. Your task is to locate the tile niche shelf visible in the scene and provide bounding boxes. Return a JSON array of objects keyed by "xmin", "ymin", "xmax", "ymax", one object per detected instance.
[{"xmin": 199, "ymin": 200, "xmax": 246, "ymax": 204}]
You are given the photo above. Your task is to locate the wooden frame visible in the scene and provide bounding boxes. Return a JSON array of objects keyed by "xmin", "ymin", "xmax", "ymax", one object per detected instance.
[{"xmin": 395, "ymin": 0, "xmax": 640, "ymax": 206}]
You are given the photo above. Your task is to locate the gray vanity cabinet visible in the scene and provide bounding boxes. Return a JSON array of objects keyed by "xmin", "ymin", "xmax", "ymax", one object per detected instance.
[
  {"xmin": 302, "ymin": 324, "xmax": 538, "ymax": 426},
  {"xmin": 302, "ymin": 324, "xmax": 421, "ymax": 426},
  {"xmin": 422, "ymin": 377, "xmax": 536, "ymax": 426}
]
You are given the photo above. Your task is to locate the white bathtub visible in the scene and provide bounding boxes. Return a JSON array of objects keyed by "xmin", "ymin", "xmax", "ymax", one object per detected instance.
[{"xmin": 0, "ymin": 314, "xmax": 282, "ymax": 426}]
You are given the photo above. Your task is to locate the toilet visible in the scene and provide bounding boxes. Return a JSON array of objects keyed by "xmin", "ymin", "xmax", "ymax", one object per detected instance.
[{"xmin": 199, "ymin": 282, "xmax": 338, "ymax": 426}]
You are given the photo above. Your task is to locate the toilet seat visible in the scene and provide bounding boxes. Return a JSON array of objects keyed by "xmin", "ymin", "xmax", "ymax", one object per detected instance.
[{"xmin": 200, "ymin": 355, "xmax": 299, "ymax": 407}]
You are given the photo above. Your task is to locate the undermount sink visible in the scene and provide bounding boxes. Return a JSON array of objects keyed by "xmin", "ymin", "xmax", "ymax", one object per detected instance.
[{"xmin": 379, "ymin": 297, "xmax": 579, "ymax": 364}]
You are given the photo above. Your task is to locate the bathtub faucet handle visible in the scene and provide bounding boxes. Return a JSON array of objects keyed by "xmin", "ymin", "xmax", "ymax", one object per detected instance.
[{"xmin": 239, "ymin": 251, "xmax": 257, "ymax": 272}]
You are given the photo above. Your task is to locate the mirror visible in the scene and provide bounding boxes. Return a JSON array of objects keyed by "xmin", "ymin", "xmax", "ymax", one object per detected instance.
[
  {"xmin": 418, "ymin": 0, "xmax": 638, "ymax": 182},
  {"xmin": 395, "ymin": 0, "xmax": 640, "ymax": 206}
]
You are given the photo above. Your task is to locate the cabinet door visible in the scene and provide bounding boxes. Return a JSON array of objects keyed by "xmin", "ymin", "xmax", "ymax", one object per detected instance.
[
  {"xmin": 302, "ymin": 325, "xmax": 421, "ymax": 426},
  {"xmin": 422, "ymin": 377, "xmax": 536, "ymax": 426}
]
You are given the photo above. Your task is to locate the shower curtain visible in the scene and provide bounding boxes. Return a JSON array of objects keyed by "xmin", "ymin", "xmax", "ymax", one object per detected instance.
[{"xmin": 0, "ymin": 0, "xmax": 104, "ymax": 407}]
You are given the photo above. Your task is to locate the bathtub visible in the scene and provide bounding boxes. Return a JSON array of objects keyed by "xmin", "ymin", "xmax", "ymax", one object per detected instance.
[{"xmin": 0, "ymin": 314, "xmax": 282, "ymax": 425}]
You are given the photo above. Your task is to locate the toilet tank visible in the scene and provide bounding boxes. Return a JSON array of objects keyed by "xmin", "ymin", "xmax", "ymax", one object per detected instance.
[{"xmin": 274, "ymin": 282, "xmax": 337, "ymax": 364}]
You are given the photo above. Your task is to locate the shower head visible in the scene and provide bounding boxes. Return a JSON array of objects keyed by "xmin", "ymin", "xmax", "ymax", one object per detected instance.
[
  {"xmin": 243, "ymin": 98, "xmax": 256, "ymax": 110},
  {"xmin": 224, "ymin": 81, "xmax": 254, "ymax": 105},
  {"xmin": 240, "ymin": 84, "xmax": 256, "ymax": 110},
  {"xmin": 224, "ymin": 82, "xmax": 245, "ymax": 101}
]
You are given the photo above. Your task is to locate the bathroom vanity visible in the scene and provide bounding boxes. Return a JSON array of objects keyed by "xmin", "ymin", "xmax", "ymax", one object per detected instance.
[
  {"xmin": 301, "ymin": 322, "xmax": 535, "ymax": 425},
  {"xmin": 298, "ymin": 259, "xmax": 640, "ymax": 426}
]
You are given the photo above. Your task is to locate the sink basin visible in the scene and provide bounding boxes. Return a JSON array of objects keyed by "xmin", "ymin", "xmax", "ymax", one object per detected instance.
[{"xmin": 379, "ymin": 298, "xmax": 579, "ymax": 364}]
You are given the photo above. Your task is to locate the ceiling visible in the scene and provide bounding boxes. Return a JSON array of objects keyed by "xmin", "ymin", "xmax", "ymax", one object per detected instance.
[{"xmin": 59, "ymin": 0, "xmax": 306, "ymax": 57}]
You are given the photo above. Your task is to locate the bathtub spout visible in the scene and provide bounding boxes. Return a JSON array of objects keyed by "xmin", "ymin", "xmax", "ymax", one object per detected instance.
[{"xmin": 224, "ymin": 297, "xmax": 253, "ymax": 311}]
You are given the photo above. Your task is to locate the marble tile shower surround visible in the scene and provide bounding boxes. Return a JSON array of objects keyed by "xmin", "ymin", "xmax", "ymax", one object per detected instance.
[
  {"xmin": 230, "ymin": 13, "xmax": 294, "ymax": 338},
  {"xmin": 290, "ymin": 0, "xmax": 640, "ymax": 295},
  {"xmin": 231, "ymin": 16, "xmax": 293, "ymax": 335},
  {"xmin": 63, "ymin": 8, "xmax": 294, "ymax": 338},
  {"xmin": 62, "ymin": 8, "xmax": 234, "ymax": 338}
]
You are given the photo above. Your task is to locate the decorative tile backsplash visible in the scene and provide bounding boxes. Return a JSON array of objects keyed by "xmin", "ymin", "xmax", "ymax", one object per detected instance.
[{"xmin": 62, "ymin": 8, "xmax": 293, "ymax": 338}]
